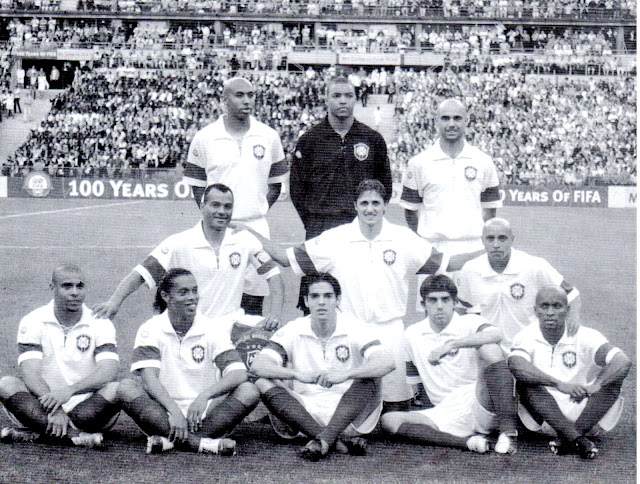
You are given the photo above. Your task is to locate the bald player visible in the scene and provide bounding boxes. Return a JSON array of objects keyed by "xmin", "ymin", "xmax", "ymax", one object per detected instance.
[
  {"xmin": 0, "ymin": 265, "xmax": 120, "ymax": 448},
  {"xmin": 509, "ymin": 286, "xmax": 631, "ymax": 459},
  {"xmin": 456, "ymin": 218, "xmax": 581, "ymax": 346},
  {"xmin": 183, "ymin": 76, "xmax": 288, "ymax": 316}
]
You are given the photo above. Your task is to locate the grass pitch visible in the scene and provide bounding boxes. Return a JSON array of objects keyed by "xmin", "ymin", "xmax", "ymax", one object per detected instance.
[{"xmin": 0, "ymin": 198, "xmax": 635, "ymax": 484}]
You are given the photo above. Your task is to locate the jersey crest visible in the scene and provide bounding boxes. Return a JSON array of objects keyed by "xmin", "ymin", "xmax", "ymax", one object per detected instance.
[
  {"xmin": 353, "ymin": 143, "xmax": 370, "ymax": 161},
  {"xmin": 191, "ymin": 148, "xmax": 199, "ymax": 158},
  {"xmin": 192, "ymin": 345, "xmax": 205, "ymax": 363},
  {"xmin": 229, "ymin": 252, "xmax": 242, "ymax": 268},
  {"xmin": 464, "ymin": 166, "xmax": 477, "ymax": 181},
  {"xmin": 253, "ymin": 144, "xmax": 266, "ymax": 160},
  {"xmin": 562, "ymin": 351, "xmax": 577, "ymax": 368},
  {"xmin": 383, "ymin": 249, "xmax": 397, "ymax": 265},
  {"xmin": 510, "ymin": 283, "xmax": 525, "ymax": 300},
  {"xmin": 335, "ymin": 345, "xmax": 350, "ymax": 362},
  {"xmin": 76, "ymin": 335, "xmax": 91, "ymax": 352}
]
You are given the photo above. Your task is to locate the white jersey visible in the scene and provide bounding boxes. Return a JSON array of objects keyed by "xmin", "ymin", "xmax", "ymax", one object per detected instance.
[
  {"xmin": 183, "ymin": 115, "xmax": 288, "ymax": 222},
  {"xmin": 131, "ymin": 311, "xmax": 245, "ymax": 412},
  {"xmin": 17, "ymin": 301, "xmax": 119, "ymax": 391},
  {"xmin": 404, "ymin": 313, "xmax": 492, "ymax": 405},
  {"xmin": 456, "ymin": 249, "xmax": 575, "ymax": 344},
  {"xmin": 286, "ymin": 218, "xmax": 448, "ymax": 324},
  {"xmin": 510, "ymin": 324, "xmax": 609, "ymax": 386},
  {"xmin": 261, "ymin": 313, "xmax": 384, "ymax": 397},
  {"xmin": 135, "ymin": 222, "xmax": 279, "ymax": 318},
  {"xmin": 400, "ymin": 140, "xmax": 501, "ymax": 243}
]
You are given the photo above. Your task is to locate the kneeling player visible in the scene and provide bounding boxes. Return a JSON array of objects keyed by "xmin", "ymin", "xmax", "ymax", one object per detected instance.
[
  {"xmin": 381, "ymin": 275, "xmax": 518, "ymax": 454},
  {"xmin": 251, "ymin": 273, "xmax": 395, "ymax": 461},
  {"xmin": 509, "ymin": 285, "xmax": 631, "ymax": 459},
  {"xmin": 118, "ymin": 268, "xmax": 260, "ymax": 455},
  {"xmin": 0, "ymin": 265, "xmax": 120, "ymax": 448}
]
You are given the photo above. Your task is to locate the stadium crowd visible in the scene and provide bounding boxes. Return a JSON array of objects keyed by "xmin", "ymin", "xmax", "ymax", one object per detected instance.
[
  {"xmin": 2, "ymin": 64, "xmax": 636, "ymax": 186},
  {"xmin": 2, "ymin": 0, "xmax": 636, "ymax": 19},
  {"xmin": 391, "ymin": 68, "xmax": 636, "ymax": 185}
]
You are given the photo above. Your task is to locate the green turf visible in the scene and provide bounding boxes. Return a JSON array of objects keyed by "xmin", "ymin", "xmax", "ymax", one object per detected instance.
[{"xmin": 0, "ymin": 198, "xmax": 635, "ymax": 483}]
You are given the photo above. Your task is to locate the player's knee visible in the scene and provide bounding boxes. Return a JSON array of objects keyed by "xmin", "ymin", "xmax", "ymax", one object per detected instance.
[
  {"xmin": 380, "ymin": 412, "xmax": 403, "ymax": 434},
  {"xmin": 254, "ymin": 378, "xmax": 276, "ymax": 394},
  {"xmin": 116, "ymin": 378, "xmax": 144, "ymax": 403},
  {"xmin": 97, "ymin": 381, "xmax": 119, "ymax": 402},
  {"xmin": 0, "ymin": 376, "xmax": 27, "ymax": 399},
  {"xmin": 234, "ymin": 381, "xmax": 260, "ymax": 406},
  {"xmin": 478, "ymin": 343, "xmax": 505, "ymax": 365}
]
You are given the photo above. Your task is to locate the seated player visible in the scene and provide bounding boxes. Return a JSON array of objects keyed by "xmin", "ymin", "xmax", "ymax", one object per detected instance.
[
  {"xmin": 93, "ymin": 183, "xmax": 283, "ymax": 333},
  {"xmin": 0, "ymin": 264, "xmax": 120, "ymax": 447},
  {"xmin": 117, "ymin": 268, "xmax": 260, "ymax": 455},
  {"xmin": 251, "ymin": 273, "xmax": 395, "ymax": 461},
  {"xmin": 509, "ymin": 285, "xmax": 631, "ymax": 459},
  {"xmin": 381, "ymin": 275, "xmax": 518, "ymax": 454}
]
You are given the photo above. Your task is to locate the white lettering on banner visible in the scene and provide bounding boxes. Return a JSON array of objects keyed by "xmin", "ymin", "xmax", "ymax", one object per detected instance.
[
  {"xmin": 573, "ymin": 190, "xmax": 601, "ymax": 204},
  {"xmin": 174, "ymin": 181, "xmax": 191, "ymax": 199},
  {"xmin": 552, "ymin": 190, "xmax": 569, "ymax": 203},
  {"xmin": 68, "ymin": 180, "xmax": 105, "ymax": 197},
  {"xmin": 110, "ymin": 180, "xmax": 170, "ymax": 198},
  {"xmin": 509, "ymin": 189, "xmax": 549, "ymax": 203}
]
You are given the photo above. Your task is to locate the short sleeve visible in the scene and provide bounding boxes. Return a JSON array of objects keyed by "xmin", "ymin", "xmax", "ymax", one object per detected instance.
[
  {"xmin": 183, "ymin": 134, "xmax": 207, "ymax": 187},
  {"xmin": 403, "ymin": 329, "xmax": 421, "ymax": 386},
  {"xmin": 93, "ymin": 319, "xmax": 119, "ymax": 362},
  {"xmin": 535, "ymin": 258, "xmax": 564, "ymax": 288},
  {"xmin": 131, "ymin": 323, "xmax": 161, "ymax": 371},
  {"xmin": 480, "ymin": 159, "xmax": 502, "ymax": 208},
  {"xmin": 509, "ymin": 329, "xmax": 534, "ymax": 362},
  {"xmin": 286, "ymin": 233, "xmax": 334, "ymax": 276},
  {"xmin": 245, "ymin": 232, "xmax": 280, "ymax": 279},
  {"xmin": 261, "ymin": 324, "xmax": 294, "ymax": 366},
  {"xmin": 267, "ymin": 133, "xmax": 288, "ymax": 183},
  {"xmin": 17, "ymin": 316, "xmax": 43, "ymax": 364},
  {"xmin": 399, "ymin": 158, "xmax": 422, "ymax": 211},
  {"xmin": 406, "ymin": 231, "xmax": 448, "ymax": 275},
  {"xmin": 134, "ymin": 236, "xmax": 174, "ymax": 289},
  {"xmin": 209, "ymin": 330, "xmax": 246, "ymax": 375}
]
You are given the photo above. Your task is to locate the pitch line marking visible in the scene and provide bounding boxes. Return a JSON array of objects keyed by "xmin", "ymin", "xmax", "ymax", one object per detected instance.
[
  {"xmin": 0, "ymin": 245, "xmax": 155, "ymax": 249},
  {"xmin": 0, "ymin": 201, "xmax": 146, "ymax": 220}
]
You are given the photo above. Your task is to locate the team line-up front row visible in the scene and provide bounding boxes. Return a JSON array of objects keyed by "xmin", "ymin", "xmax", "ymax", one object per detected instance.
[{"xmin": 0, "ymin": 182, "xmax": 631, "ymax": 462}]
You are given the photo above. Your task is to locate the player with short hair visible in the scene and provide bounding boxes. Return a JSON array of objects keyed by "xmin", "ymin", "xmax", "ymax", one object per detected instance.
[
  {"xmin": 93, "ymin": 184, "xmax": 283, "ymax": 333},
  {"xmin": 183, "ymin": 76, "xmax": 288, "ymax": 316},
  {"xmin": 381, "ymin": 275, "xmax": 519, "ymax": 454},
  {"xmin": 243, "ymin": 179, "xmax": 483, "ymax": 411},
  {"xmin": 251, "ymin": 273, "xmax": 395, "ymax": 460},
  {"xmin": 0, "ymin": 265, "xmax": 120, "ymax": 448},
  {"xmin": 117, "ymin": 268, "xmax": 260, "ymax": 455},
  {"xmin": 509, "ymin": 285, "xmax": 631, "ymax": 459},
  {"xmin": 290, "ymin": 75, "xmax": 392, "ymax": 239},
  {"xmin": 456, "ymin": 217, "xmax": 581, "ymax": 345}
]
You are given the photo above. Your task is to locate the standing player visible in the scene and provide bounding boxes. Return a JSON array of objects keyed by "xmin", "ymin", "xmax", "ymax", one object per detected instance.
[
  {"xmin": 183, "ymin": 76, "xmax": 289, "ymax": 316},
  {"xmin": 456, "ymin": 217, "xmax": 581, "ymax": 346},
  {"xmin": 509, "ymin": 286, "xmax": 631, "ymax": 460},
  {"xmin": 251, "ymin": 273, "xmax": 394, "ymax": 460},
  {"xmin": 399, "ymin": 98, "xmax": 501, "ymax": 305},
  {"xmin": 93, "ymin": 184, "xmax": 283, "ymax": 333},
  {"xmin": 381, "ymin": 275, "xmax": 518, "ymax": 454},
  {"xmin": 117, "ymin": 269, "xmax": 260, "ymax": 455},
  {"xmin": 290, "ymin": 75, "xmax": 392, "ymax": 239},
  {"xmin": 244, "ymin": 180, "xmax": 483, "ymax": 411},
  {"xmin": 0, "ymin": 265, "xmax": 120, "ymax": 448}
]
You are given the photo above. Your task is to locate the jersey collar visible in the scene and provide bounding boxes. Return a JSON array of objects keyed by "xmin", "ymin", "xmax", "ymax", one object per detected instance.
[
  {"xmin": 192, "ymin": 222, "xmax": 236, "ymax": 250},
  {"xmin": 345, "ymin": 217, "xmax": 394, "ymax": 242},
  {"xmin": 299, "ymin": 312, "xmax": 351, "ymax": 339},
  {"xmin": 432, "ymin": 138, "xmax": 472, "ymax": 161},
  {"xmin": 211, "ymin": 115, "xmax": 261, "ymax": 140},
  {"xmin": 157, "ymin": 311, "xmax": 208, "ymax": 338},
  {"xmin": 41, "ymin": 300, "xmax": 92, "ymax": 329},
  {"xmin": 477, "ymin": 249, "xmax": 524, "ymax": 276},
  {"xmin": 530, "ymin": 321, "xmax": 574, "ymax": 347}
]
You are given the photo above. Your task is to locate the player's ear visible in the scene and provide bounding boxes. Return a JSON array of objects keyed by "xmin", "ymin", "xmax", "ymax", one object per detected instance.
[{"xmin": 160, "ymin": 289, "xmax": 170, "ymax": 304}]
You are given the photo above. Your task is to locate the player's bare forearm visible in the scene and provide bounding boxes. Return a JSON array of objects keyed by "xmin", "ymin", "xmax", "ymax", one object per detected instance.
[
  {"xmin": 508, "ymin": 355, "xmax": 563, "ymax": 388},
  {"xmin": 446, "ymin": 249, "xmax": 485, "ymax": 272},
  {"xmin": 19, "ymin": 359, "xmax": 51, "ymax": 398},
  {"xmin": 482, "ymin": 208, "xmax": 497, "ymax": 222},
  {"xmin": 449, "ymin": 327, "xmax": 503, "ymax": 350},
  {"xmin": 251, "ymin": 354, "xmax": 306, "ymax": 381},
  {"xmin": 245, "ymin": 230, "xmax": 290, "ymax": 267},
  {"xmin": 266, "ymin": 183, "xmax": 281, "ymax": 208},
  {"xmin": 68, "ymin": 359, "xmax": 119, "ymax": 396},
  {"xmin": 348, "ymin": 349, "xmax": 395, "ymax": 379},
  {"xmin": 590, "ymin": 352, "xmax": 632, "ymax": 391},
  {"xmin": 566, "ymin": 294, "xmax": 581, "ymax": 336},
  {"xmin": 197, "ymin": 369, "xmax": 248, "ymax": 401},
  {"xmin": 404, "ymin": 209, "xmax": 419, "ymax": 233},
  {"xmin": 265, "ymin": 275, "xmax": 284, "ymax": 325},
  {"xmin": 93, "ymin": 271, "xmax": 145, "ymax": 318},
  {"xmin": 191, "ymin": 186, "xmax": 205, "ymax": 208},
  {"xmin": 139, "ymin": 368, "xmax": 183, "ymax": 416}
]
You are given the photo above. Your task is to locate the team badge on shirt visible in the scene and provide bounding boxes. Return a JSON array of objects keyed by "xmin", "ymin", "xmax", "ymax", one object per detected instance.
[
  {"xmin": 192, "ymin": 345, "xmax": 205, "ymax": 363},
  {"xmin": 353, "ymin": 143, "xmax": 370, "ymax": 161},
  {"xmin": 464, "ymin": 166, "xmax": 477, "ymax": 181},
  {"xmin": 562, "ymin": 351, "xmax": 577, "ymax": 368},
  {"xmin": 76, "ymin": 335, "xmax": 91, "ymax": 352},
  {"xmin": 383, "ymin": 249, "xmax": 397, "ymax": 265},
  {"xmin": 229, "ymin": 252, "xmax": 242, "ymax": 268},
  {"xmin": 335, "ymin": 345, "xmax": 350, "ymax": 362},
  {"xmin": 253, "ymin": 145, "xmax": 266, "ymax": 160},
  {"xmin": 192, "ymin": 148, "xmax": 199, "ymax": 158},
  {"xmin": 510, "ymin": 283, "xmax": 525, "ymax": 300}
]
